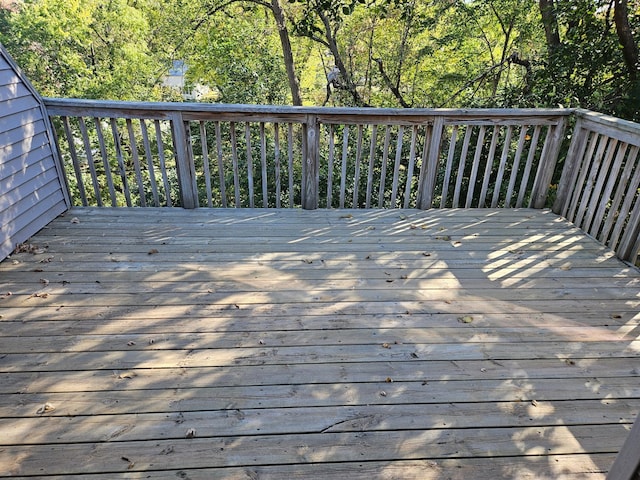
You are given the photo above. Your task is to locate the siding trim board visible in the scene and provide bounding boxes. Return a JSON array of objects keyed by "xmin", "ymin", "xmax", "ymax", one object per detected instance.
[{"xmin": 0, "ymin": 42, "xmax": 69, "ymax": 261}]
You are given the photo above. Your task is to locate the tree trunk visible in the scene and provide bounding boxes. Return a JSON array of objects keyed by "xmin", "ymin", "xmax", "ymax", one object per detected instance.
[
  {"xmin": 539, "ymin": 0, "xmax": 560, "ymax": 58},
  {"xmin": 318, "ymin": 11, "xmax": 369, "ymax": 107},
  {"xmin": 614, "ymin": 0, "xmax": 639, "ymax": 81},
  {"xmin": 270, "ymin": 0, "xmax": 303, "ymax": 105}
]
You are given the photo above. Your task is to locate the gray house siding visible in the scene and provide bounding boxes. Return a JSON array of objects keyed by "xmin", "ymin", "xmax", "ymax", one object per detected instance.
[{"xmin": 0, "ymin": 44, "xmax": 69, "ymax": 260}]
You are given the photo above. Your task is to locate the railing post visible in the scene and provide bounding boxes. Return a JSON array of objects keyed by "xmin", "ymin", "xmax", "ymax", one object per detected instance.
[
  {"xmin": 302, "ymin": 114, "xmax": 319, "ymax": 210},
  {"xmin": 170, "ymin": 112, "xmax": 199, "ymax": 209},
  {"xmin": 530, "ymin": 116, "xmax": 567, "ymax": 209},
  {"xmin": 417, "ymin": 117, "xmax": 444, "ymax": 209},
  {"xmin": 552, "ymin": 117, "xmax": 586, "ymax": 215}
]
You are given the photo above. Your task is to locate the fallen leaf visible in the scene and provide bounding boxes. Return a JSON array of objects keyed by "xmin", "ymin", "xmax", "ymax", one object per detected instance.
[
  {"xmin": 399, "ymin": 214, "xmax": 407, "ymax": 220},
  {"xmin": 610, "ymin": 313, "xmax": 622, "ymax": 319},
  {"xmin": 302, "ymin": 259, "xmax": 313, "ymax": 264},
  {"xmin": 480, "ymin": 368, "xmax": 487, "ymax": 372},
  {"xmin": 531, "ymin": 399, "xmax": 538, "ymax": 407},
  {"xmin": 36, "ymin": 403, "xmax": 55, "ymax": 414},
  {"xmin": 365, "ymin": 254, "xmax": 372, "ymax": 260},
  {"xmin": 148, "ymin": 249, "xmax": 159, "ymax": 255},
  {"xmin": 385, "ymin": 377, "xmax": 393, "ymax": 383},
  {"xmin": 382, "ymin": 343, "xmax": 390, "ymax": 349},
  {"xmin": 565, "ymin": 359, "xmax": 576, "ymax": 366},
  {"xmin": 379, "ymin": 391, "xmax": 387, "ymax": 397},
  {"xmin": 70, "ymin": 217, "xmax": 80, "ymax": 224},
  {"xmin": 410, "ymin": 352, "xmax": 419, "ymax": 358},
  {"xmin": 127, "ymin": 341, "xmax": 136, "ymax": 346},
  {"xmin": 367, "ymin": 226, "xmax": 375, "ymax": 230},
  {"xmin": 422, "ymin": 252, "xmax": 432, "ymax": 257},
  {"xmin": 560, "ymin": 265, "xmax": 572, "ymax": 271},
  {"xmin": 400, "ymin": 275, "xmax": 408, "ymax": 279},
  {"xmin": 458, "ymin": 315, "xmax": 474, "ymax": 324},
  {"xmin": 386, "ymin": 279, "xmax": 394, "ymax": 283},
  {"xmin": 185, "ymin": 428, "xmax": 196, "ymax": 438},
  {"xmin": 410, "ymin": 224, "xmax": 417, "ymax": 230},
  {"xmin": 339, "ymin": 214, "xmax": 353, "ymax": 219},
  {"xmin": 436, "ymin": 235, "xmax": 451, "ymax": 241}
]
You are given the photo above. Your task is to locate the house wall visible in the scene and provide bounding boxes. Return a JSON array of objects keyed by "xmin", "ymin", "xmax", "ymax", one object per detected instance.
[{"xmin": 0, "ymin": 44, "xmax": 69, "ymax": 261}]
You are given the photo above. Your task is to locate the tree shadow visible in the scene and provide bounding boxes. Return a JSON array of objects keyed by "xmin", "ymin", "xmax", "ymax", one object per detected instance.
[{"xmin": 0, "ymin": 207, "xmax": 638, "ymax": 478}]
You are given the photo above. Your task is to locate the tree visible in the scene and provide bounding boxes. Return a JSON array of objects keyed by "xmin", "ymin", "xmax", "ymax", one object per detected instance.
[{"xmin": 1, "ymin": 0, "xmax": 159, "ymax": 99}]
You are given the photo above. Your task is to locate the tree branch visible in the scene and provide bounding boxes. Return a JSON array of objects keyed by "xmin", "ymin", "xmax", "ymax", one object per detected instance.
[{"xmin": 373, "ymin": 57, "xmax": 411, "ymax": 108}]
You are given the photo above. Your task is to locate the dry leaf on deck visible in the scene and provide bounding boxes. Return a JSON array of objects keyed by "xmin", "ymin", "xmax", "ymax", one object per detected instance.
[
  {"xmin": 70, "ymin": 217, "xmax": 80, "ymax": 224},
  {"xmin": 36, "ymin": 403, "xmax": 55, "ymax": 414},
  {"xmin": 458, "ymin": 315, "xmax": 474, "ymax": 324},
  {"xmin": 185, "ymin": 428, "xmax": 197, "ymax": 438}
]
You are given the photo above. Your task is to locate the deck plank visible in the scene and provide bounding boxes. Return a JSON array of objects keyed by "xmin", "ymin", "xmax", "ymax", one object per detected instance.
[{"xmin": 0, "ymin": 207, "xmax": 638, "ymax": 479}]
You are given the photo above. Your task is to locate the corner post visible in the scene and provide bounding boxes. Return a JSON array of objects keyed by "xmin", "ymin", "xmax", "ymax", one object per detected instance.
[
  {"xmin": 302, "ymin": 114, "xmax": 319, "ymax": 210},
  {"xmin": 530, "ymin": 116, "xmax": 567, "ymax": 209},
  {"xmin": 171, "ymin": 112, "xmax": 199, "ymax": 209},
  {"xmin": 552, "ymin": 116, "xmax": 587, "ymax": 215}
]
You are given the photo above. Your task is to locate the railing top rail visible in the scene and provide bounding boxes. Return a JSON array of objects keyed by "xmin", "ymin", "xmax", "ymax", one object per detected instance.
[
  {"xmin": 575, "ymin": 108, "xmax": 640, "ymax": 143},
  {"xmin": 43, "ymin": 97, "xmax": 573, "ymax": 120}
]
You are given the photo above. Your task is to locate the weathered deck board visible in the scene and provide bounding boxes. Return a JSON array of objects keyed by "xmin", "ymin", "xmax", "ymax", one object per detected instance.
[{"xmin": 0, "ymin": 207, "xmax": 639, "ymax": 479}]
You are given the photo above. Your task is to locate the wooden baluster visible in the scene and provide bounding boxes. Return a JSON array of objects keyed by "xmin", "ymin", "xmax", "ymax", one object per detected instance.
[
  {"xmin": 154, "ymin": 120, "xmax": 172, "ymax": 207},
  {"xmin": 61, "ymin": 116, "xmax": 88, "ymax": 206},
  {"xmin": 274, "ymin": 123, "xmax": 281, "ymax": 209},
  {"xmin": 390, "ymin": 126, "xmax": 404, "ymax": 208},
  {"xmin": 339, "ymin": 125, "xmax": 350, "ymax": 209},
  {"xmin": 78, "ymin": 117, "xmax": 102, "ymax": 206},
  {"xmin": 230, "ymin": 122, "xmax": 241, "ymax": 207},
  {"xmin": 479, "ymin": 126, "xmax": 500, "ymax": 208},
  {"xmin": 260, "ymin": 122, "xmax": 268, "ymax": 208},
  {"xmin": 453, "ymin": 125, "xmax": 472, "ymax": 208},
  {"xmin": 326, "ymin": 124, "xmax": 335, "ymax": 208},
  {"xmin": 516, "ymin": 125, "xmax": 541, "ymax": 208},
  {"xmin": 140, "ymin": 119, "xmax": 160, "ymax": 207},
  {"xmin": 403, "ymin": 126, "xmax": 418, "ymax": 209},
  {"xmin": 352, "ymin": 124, "xmax": 364, "ymax": 208},
  {"xmin": 377, "ymin": 126, "xmax": 391, "ymax": 208},
  {"xmin": 465, "ymin": 125, "xmax": 486, "ymax": 208},
  {"xmin": 215, "ymin": 121, "xmax": 226, "ymax": 208},
  {"xmin": 365, "ymin": 125, "xmax": 378, "ymax": 209},
  {"xmin": 199, "ymin": 121, "xmax": 213, "ymax": 208},
  {"xmin": 93, "ymin": 118, "xmax": 117, "ymax": 206}
]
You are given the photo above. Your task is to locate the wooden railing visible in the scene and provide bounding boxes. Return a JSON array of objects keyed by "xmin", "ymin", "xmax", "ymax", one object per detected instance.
[
  {"xmin": 554, "ymin": 109, "xmax": 640, "ymax": 263},
  {"xmin": 44, "ymin": 99, "xmax": 569, "ymax": 212}
]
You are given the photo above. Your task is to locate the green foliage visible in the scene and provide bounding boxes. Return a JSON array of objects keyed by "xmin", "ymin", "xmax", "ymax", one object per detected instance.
[
  {"xmin": 1, "ymin": 0, "xmax": 159, "ymax": 99},
  {"xmin": 1, "ymin": 0, "xmax": 639, "ymax": 120}
]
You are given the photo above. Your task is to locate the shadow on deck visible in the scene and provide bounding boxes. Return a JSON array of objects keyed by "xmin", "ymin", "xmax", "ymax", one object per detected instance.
[{"xmin": 0, "ymin": 207, "xmax": 638, "ymax": 479}]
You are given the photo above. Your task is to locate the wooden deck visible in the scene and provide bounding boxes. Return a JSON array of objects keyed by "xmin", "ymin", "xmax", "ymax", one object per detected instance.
[{"xmin": 0, "ymin": 207, "xmax": 639, "ymax": 479}]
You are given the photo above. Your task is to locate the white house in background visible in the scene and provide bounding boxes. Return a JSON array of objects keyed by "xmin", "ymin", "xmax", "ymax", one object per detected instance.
[{"xmin": 162, "ymin": 60, "xmax": 211, "ymax": 101}]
